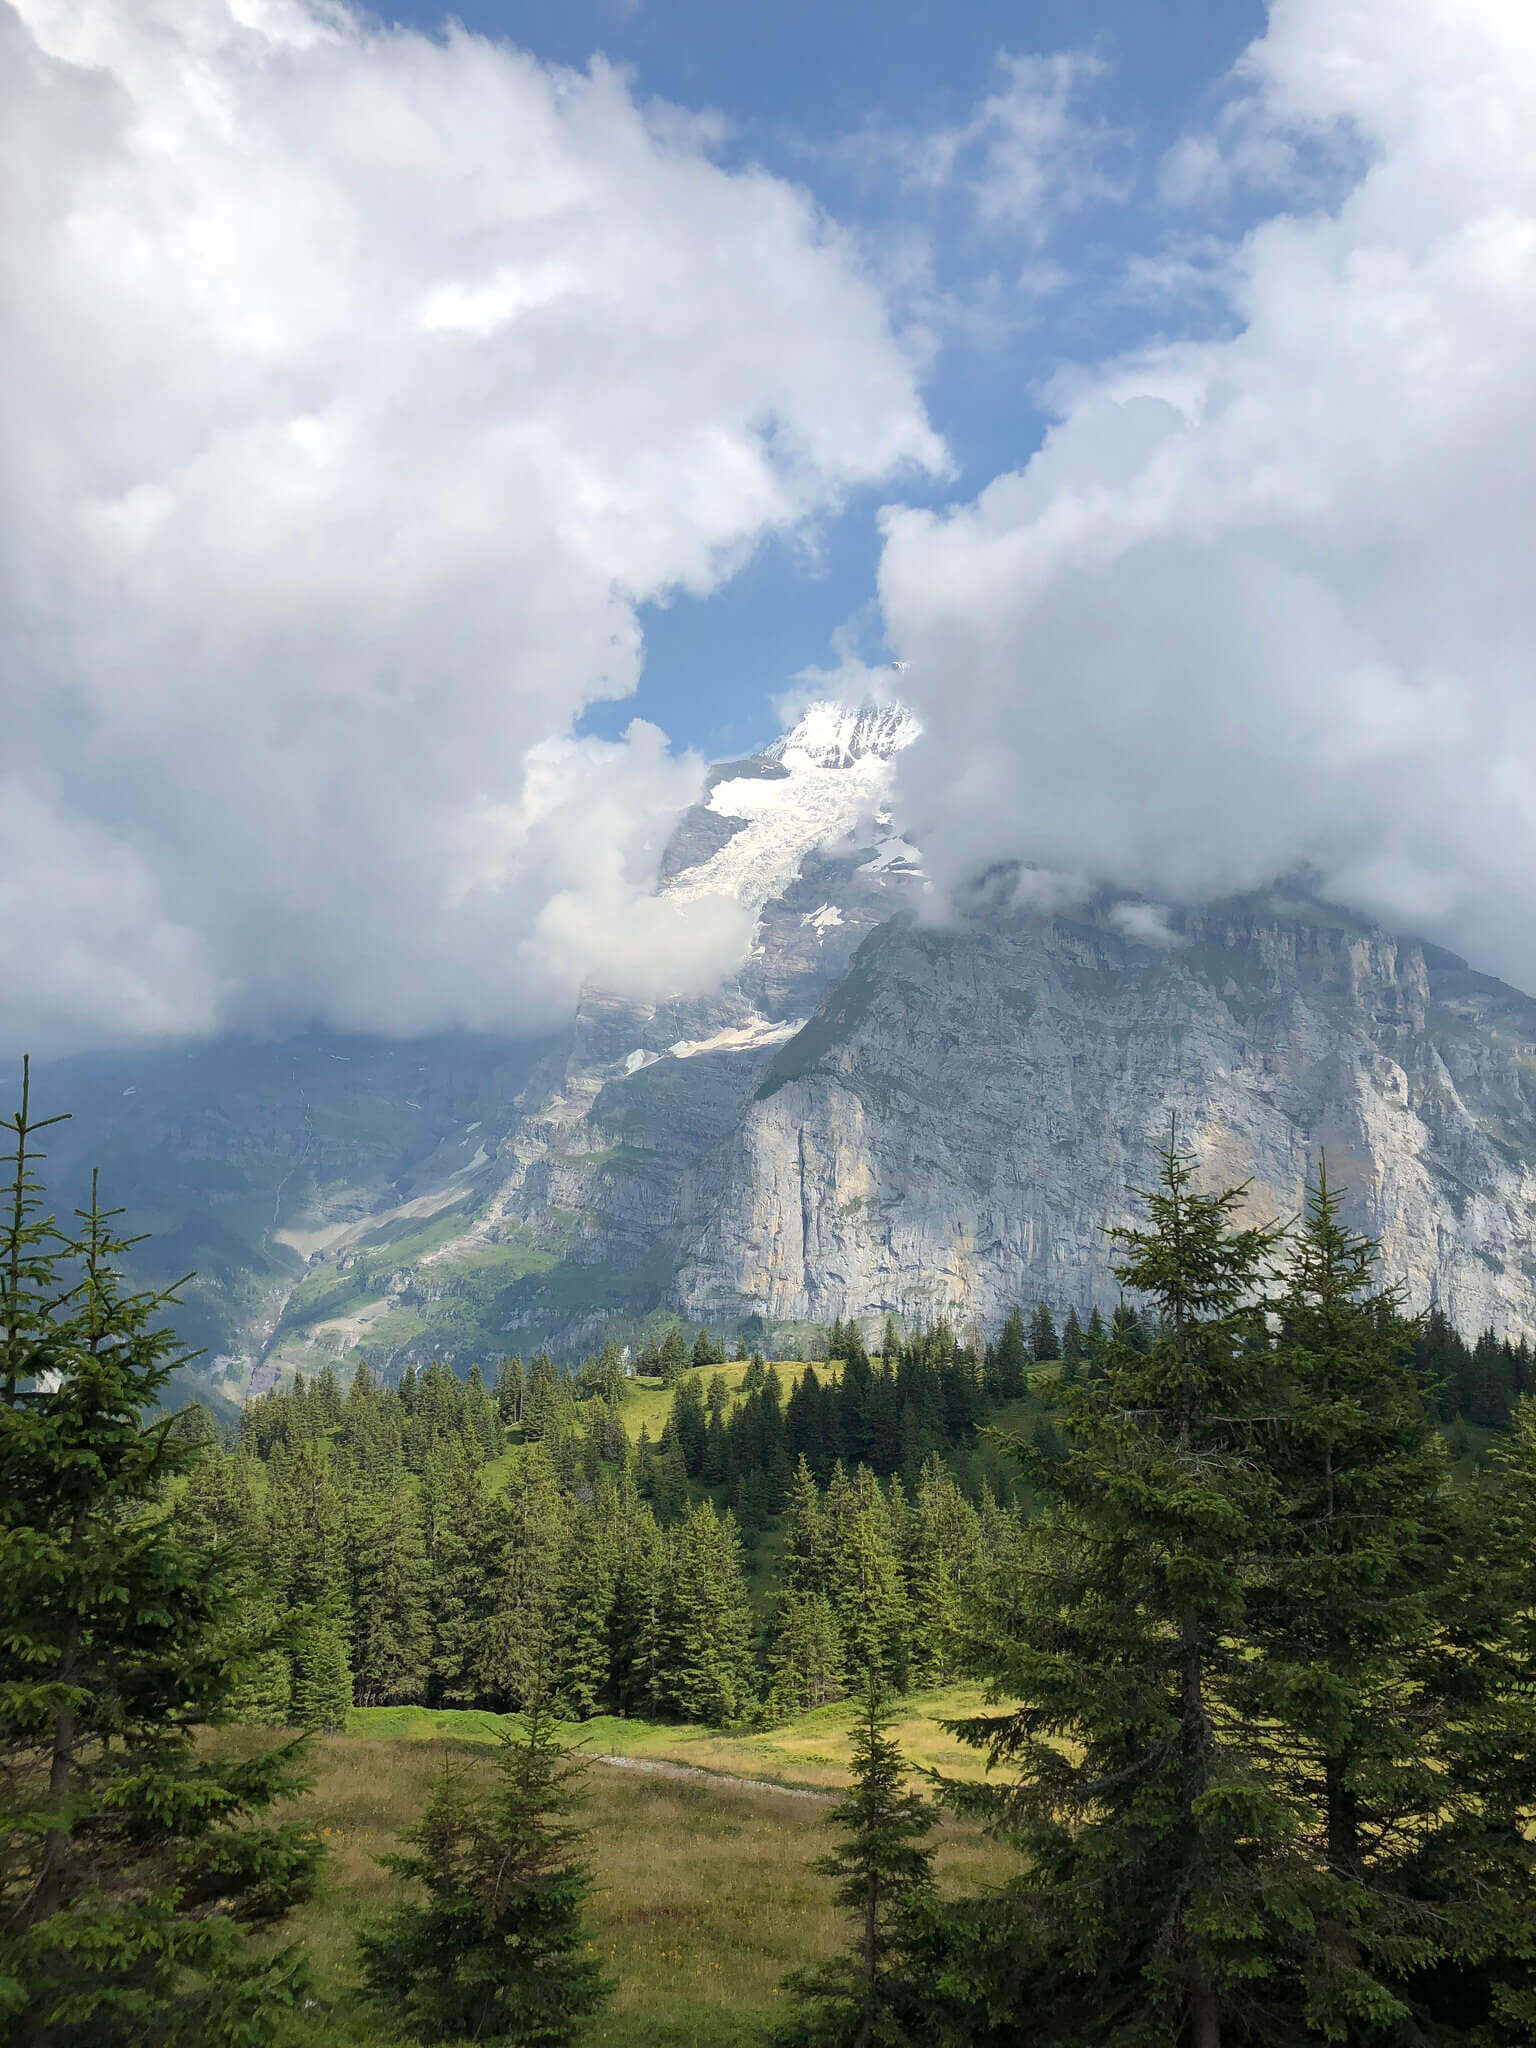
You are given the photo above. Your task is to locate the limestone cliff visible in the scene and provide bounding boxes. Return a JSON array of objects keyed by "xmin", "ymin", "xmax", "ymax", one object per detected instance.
[
  {"xmin": 29, "ymin": 703, "xmax": 1536, "ymax": 1385},
  {"xmin": 673, "ymin": 902, "xmax": 1536, "ymax": 1339}
]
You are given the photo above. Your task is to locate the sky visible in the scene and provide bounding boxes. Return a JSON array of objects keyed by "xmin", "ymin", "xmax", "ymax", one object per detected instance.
[{"xmin": 3, "ymin": 0, "xmax": 1534, "ymax": 1051}]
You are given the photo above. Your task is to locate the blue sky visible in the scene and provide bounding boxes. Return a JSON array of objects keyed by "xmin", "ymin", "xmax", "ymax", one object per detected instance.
[
  {"xmin": 382, "ymin": 0, "xmax": 1267, "ymax": 761},
  {"xmin": 14, "ymin": 0, "xmax": 1533, "ymax": 1047}
]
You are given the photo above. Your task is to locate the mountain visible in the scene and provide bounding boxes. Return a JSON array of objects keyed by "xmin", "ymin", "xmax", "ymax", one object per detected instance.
[{"xmin": 22, "ymin": 700, "xmax": 1536, "ymax": 1398}]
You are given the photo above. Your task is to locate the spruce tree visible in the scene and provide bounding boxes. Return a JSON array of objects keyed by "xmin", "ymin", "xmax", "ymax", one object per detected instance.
[
  {"xmin": 495, "ymin": 1355, "xmax": 525, "ymax": 1430},
  {"xmin": 657, "ymin": 1325, "xmax": 689, "ymax": 1386},
  {"xmin": 0, "ymin": 1069, "xmax": 322, "ymax": 2045},
  {"xmin": 358, "ymin": 1663, "xmax": 610, "ymax": 2045},
  {"xmin": 991, "ymin": 1305, "xmax": 1030, "ymax": 1399},
  {"xmin": 947, "ymin": 1131, "xmax": 1291, "ymax": 2043},
  {"xmin": 773, "ymin": 1671, "xmax": 936, "ymax": 2048},
  {"xmin": 1060, "ymin": 1306, "xmax": 1083, "ymax": 1367},
  {"xmin": 783, "ymin": 1454, "xmax": 828, "ymax": 1596},
  {"xmin": 1425, "ymin": 1396, "xmax": 1536, "ymax": 2035},
  {"xmin": 463, "ymin": 1445, "xmax": 569, "ymax": 1710},
  {"xmin": 558, "ymin": 1502, "xmax": 613, "ymax": 1721},
  {"xmin": 767, "ymin": 1592, "xmax": 847, "ymax": 1719},
  {"xmin": 266, "ymin": 1439, "xmax": 354, "ymax": 1730},
  {"xmin": 654, "ymin": 1500, "xmax": 757, "ymax": 1725},
  {"xmin": 823, "ymin": 1466, "xmax": 909, "ymax": 1689},
  {"xmin": 903, "ymin": 1456, "xmax": 979, "ymax": 1689},
  {"xmin": 179, "ymin": 1449, "xmax": 295, "ymax": 1724},
  {"xmin": 1027, "ymin": 1302, "xmax": 1059, "ymax": 1363},
  {"xmin": 602, "ymin": 1478, "xmax": 664, "ymax": 1717},
  {"xmin": 349, "ymin": 1480, "xmax": 433, "ymax": 1707},
  {"xmin": 1243, "ymin": 1165, "xmax": 1476, "ymax": 2037}
]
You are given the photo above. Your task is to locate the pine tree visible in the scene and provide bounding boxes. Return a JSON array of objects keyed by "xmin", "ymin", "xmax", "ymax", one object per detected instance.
[
  {"xmin": 823, "ymin": 1466, "xmax": 909, "ymax": 1689},
  {"xmin": 1027, "ymin": 1301, "xmax": 1059, "ymax": 1363},
  {"xmin": 1238, "ymin": 1164, "xmax": 1474, "ymax": 2036},
  {"xmin": 358, "ymin": 1666, "xmax": 610, "ymax": 2045},
  {"xmin": 773, "ymin": 1671, "xmax": 936, "ymax": 2048},
  {"xmin": 1060, "ymin": 1306, "xmax": 1084, "ymax": 1367},
  {"xmin": 654, "ymin": 1501, "xmax": 757, "ymax": 1725},
  {"xmin": 991, "ymin": 1305, "xmax": 1030, "ymax": 1399},
  {"xmin": 946, "ymin": 1130, "xmax": 1291, "ymax": 2042},
  {"xmin": 657, "ymin": 1325, "xmax": 689, "ymax": 1385},
  {"xmin": 0, "ymin": 1069, "xmax": 322, "ymax": 2045},
  {"xmin": 783, "ymin": 1454, "xmax": 828, "ymax": 1596},
  {"xmin": 767, "ymin": 1591, "xmax": 847, "ymax": 1720},
  {"xmin": 266, "ymin": 1439, "xmax": 354, "ymax": 1730},
  {"xmin": 349, "ymin": 1480, "xmax": 433, "ymax": 1707}
]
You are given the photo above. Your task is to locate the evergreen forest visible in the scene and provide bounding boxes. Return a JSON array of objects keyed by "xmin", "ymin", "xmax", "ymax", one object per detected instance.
[{"xmin": 6, "ymin": 1065, "xmax": 1536, "ymax": 2047}]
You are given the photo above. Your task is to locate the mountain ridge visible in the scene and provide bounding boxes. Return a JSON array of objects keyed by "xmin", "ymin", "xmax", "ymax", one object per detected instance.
[{"xmin": 18, "ymin": 701, "xmax": 1536, "ymax": 1396}]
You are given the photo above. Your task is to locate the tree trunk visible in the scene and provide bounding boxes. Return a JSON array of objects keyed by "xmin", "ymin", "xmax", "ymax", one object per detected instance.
[
  {"xmin": 1190, "ymin": 1975, "xmax": 1222, "ymax": 2048},
  {"xmin": 855, "ymin": 1873, "xmax": 878, "ymax": 2048},
  {"xmin": 1180, "ymin": 1619, "xmax": 1221, "ymax": 2048},
  {"xmin": 33, "ymin": 1615, "xmax": 81, "ymax": 1921}
]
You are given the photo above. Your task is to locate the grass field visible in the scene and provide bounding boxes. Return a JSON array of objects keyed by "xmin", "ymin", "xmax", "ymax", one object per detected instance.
[
  {"xmin": 615, "ymin": 1356, "xmax": 843, "ymax": 1444},
  {"xmin": 250, "ymin": 1688, "xmax": 1010, "ymax": 2046},
  {"xmin": 480, "ymin": 1355, "xmax": 844, "ymax": 1501},
  {"xmin": 347, "ymin": 1684, "xmax": 999, "ymax": 1790}
]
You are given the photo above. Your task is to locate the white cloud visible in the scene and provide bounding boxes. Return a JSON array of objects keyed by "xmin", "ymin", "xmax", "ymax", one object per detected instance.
[
  {"xmin": 879, "ymin": 0, "xmax": 1536, "ymax": 987},
  {"xmin": 835, "ymin": 47, "xmax": 1127, "ymax": 248},
  {"xmin": 0, "ymin": 0, "xmax": 942, "ymax": 1052},
  {"xmin": 1108, "ymin": 901, "xmax": 1185, "ymax": 949}
]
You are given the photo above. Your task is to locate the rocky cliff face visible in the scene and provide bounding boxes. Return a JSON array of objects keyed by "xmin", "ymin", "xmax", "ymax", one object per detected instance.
[
  {"xmin": 673, "ymin": 903, "xmax": 1536, "ymax": 1339},
  {"xmin": 27, "ymin": 702, "xmax": 1536, "ymax": 1389},
  {"xmin": 420, "ymin": 701, "xmax": 1536, "ymax": 1352}
]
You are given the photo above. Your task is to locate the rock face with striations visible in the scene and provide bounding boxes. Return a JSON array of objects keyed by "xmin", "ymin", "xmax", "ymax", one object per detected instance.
[
  {"xmin": 673, "ymin": 902, "xmax": 1536, "ymax": 1339},
  {"xmin": 25, "ymin": 698, "xmax": 1536, "ymax": 1389}
]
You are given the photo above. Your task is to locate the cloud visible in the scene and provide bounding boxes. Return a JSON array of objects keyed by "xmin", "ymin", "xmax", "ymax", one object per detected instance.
[
  {"xmin": 879, "ymin": 0, "xmax": 1536, "ymax": 988},
  {"xmin": 0, "ymin": 0, "xmax": 942, "ymax": 1053},
  {"xmin": 834, "ymin": 47, "xmax": 1128, "ymax": 248},
  {"xmin": 1108, "ymin": 901, "xmax": 1185, "ymax": 949}
]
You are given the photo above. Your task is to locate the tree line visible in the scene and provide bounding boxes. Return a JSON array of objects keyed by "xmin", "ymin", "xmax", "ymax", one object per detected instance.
[
  {"xmin": 185, "ymin": 1370, "xmax": 1017, "ymax": 1733},
  {"xmin": 7, "ymin": 1053, "xmax": 1536, "ymax": 2048},
  {"xmin": 779, "ymin": 1147, "xmax": 1536, "ymax": 2046}
]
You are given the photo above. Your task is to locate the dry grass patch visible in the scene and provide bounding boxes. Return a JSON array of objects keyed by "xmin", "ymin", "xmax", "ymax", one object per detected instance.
[{"xmin": 228, "ymin": 1715, "xmax": 1011, "ymax": 2048}]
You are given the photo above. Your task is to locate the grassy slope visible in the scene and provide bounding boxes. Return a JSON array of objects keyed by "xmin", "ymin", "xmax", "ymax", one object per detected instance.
[
  {"xmin": 347, "ymin": 1684, "xmax": 998, "ymax": 1791},
  {"xmin": 618, "ymin": 1355, "xmax": 843, "ymax": 1442},
  {"xmin": 479, "ymin": 1355, "xmax": 841, "ymax": 1495},
  {"xmin": 258, "ymin": 1360, "xmax": 1029, "ymax": 2040},
  {"xmin": 264, "ymin": 1688, "xmax": 1010, "ymax": 2048}
]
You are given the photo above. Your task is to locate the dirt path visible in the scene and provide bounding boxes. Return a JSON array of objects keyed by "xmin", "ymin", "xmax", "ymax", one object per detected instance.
[{"xmin": 592, "ymin": 1753, "xmax": 832, "ymax": 1803}]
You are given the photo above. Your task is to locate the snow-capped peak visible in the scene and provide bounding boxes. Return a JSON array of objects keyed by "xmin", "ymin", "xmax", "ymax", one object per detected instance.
[
  {"xmin": 663, "ymin": 699, "xmax": 920, "ymax": 919},
  {"xmin": 767, "ymin": 700, "xmax": 920, "ymax": 771}
]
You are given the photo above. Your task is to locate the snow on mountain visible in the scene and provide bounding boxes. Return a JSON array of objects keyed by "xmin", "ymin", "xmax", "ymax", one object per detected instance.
[
  {"xmin": 764, "ymin": 700, "xmax": 920, "ymax": 769},
  {"xmin": 859, "ymin": 835, "xmax": 923, "ymax": 876},
  {"xmin": 663, "ymin": 699, "xmax": 921, "ymax": 919}
]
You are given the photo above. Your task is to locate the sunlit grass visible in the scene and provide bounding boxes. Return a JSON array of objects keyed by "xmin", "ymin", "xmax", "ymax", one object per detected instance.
[
  {"xmin": 236, "ymin": 1699, "xmax": 1012, "ymax": 2047},
  {"xmin": 347, "ymin": 1685, "xmax": 999, "ymax": 1790}
]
